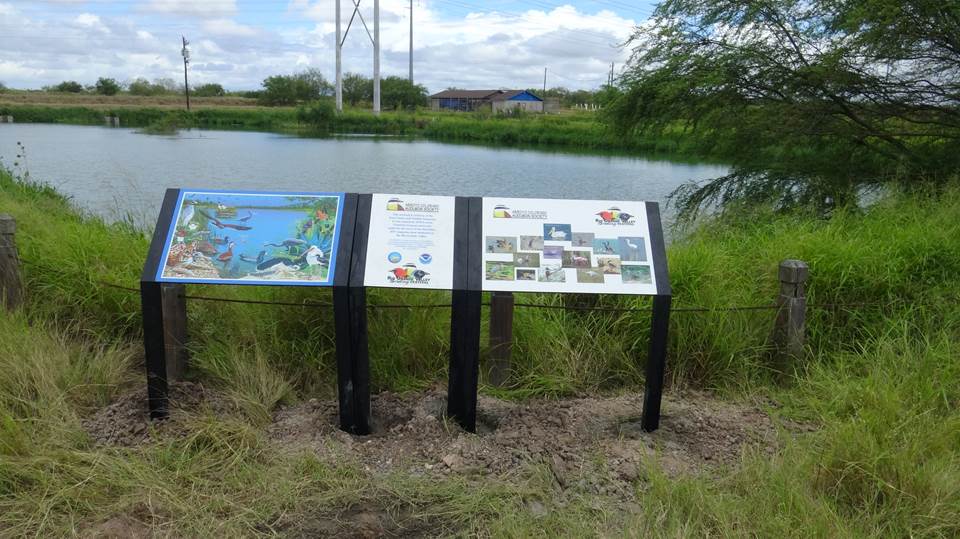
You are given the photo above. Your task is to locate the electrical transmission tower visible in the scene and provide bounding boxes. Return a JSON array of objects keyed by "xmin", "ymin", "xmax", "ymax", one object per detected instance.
[
  {"xmin": 181, "ymin": 36, "xmax": 191, "ymax": 111},
  {"xmin": 335, "ymin": 0, "xmax": 380, "ymax": 115}
]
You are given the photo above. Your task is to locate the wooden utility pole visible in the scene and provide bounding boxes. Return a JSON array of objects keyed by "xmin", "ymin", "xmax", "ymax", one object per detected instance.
[
  {"xmin": 409, "ymin": 0, "xmax": 414, "ymax": 82},
  {"xmin": 181, "ymin": 36, "xmax": 191, "ymax": 111},
  {"xmin": 0, "ymin": 214, "xmax": 23, "ymax": 310}
]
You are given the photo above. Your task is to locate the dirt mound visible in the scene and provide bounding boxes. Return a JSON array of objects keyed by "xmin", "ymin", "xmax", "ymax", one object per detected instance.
[
  {"xmin": 269, "ymin": 388, "xmax": 784, "ymax": 496},
  {"xmin": 82, "ymin": 381, "xmax": 235, "ymax": 446}
]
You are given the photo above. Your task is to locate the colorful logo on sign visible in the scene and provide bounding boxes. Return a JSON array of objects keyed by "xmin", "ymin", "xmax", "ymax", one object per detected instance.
[
  {"xmin": 493, "ymin": 205, "xmax": 512, "ymax": 218},
  {"xmin": 387, "ymin": 263, "xmax": 430, "ymax": 284},
  {"xmin": 419, "ymin": 253, "xmax": 432, "ymax": 264},
  {"xmin": 595, "ymin": 207, "xmax": 636, "ymax": 225},
  {"xmin": 386, "ymin": 198, "xmax": 405, "ymax": 211},
  {"xmin": 387, "ymin": 251, "xmax": 402, "ymax": 263}
]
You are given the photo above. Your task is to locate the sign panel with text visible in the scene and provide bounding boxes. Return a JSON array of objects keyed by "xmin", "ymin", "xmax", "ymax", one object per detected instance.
[
  {"xmin": 363, "ymin": 193, "xmax": 456, "ymax": 289},
  {"xmin": 481, "ymin": 197, "xmax": 659, "ymax": 295}
]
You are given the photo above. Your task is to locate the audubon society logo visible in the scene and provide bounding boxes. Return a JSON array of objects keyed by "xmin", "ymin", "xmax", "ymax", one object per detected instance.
[
  {"xmin": 492, "ymin": 204, "xmax": 547, "ymax": 220},
  {"xmin": 386, "ymin": 198, "xmax": 439, "ymax": 213},
  {"xmin": 595, "ymin": 207, "xmax": 636, "ymax": 226},
  {"xmin": 387, "ymin": 263, "xmax": 431, "ymax": 285}
]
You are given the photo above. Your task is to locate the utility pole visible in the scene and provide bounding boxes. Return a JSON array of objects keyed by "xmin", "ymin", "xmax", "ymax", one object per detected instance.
[
  {"xmin": 335, "ymin": 0, "xmax": 342, "ymax": 112},
  {"xmin": 334, "ymin": 0, "xmax": 379, "ymax": 115},
  {"xmin": 543, "ymin": 67, "xmax": 547, "ymax": 93},
  {"xmin": 609, "ymin": 62, "xmax": 614, "ymax": 86},
  {"xmin": 408, "ymin": 0, "xmax": 413, "ymax": 82},
  {"xmin": 373, "ymin": 0, "xmax": 381, "ymax": 115},
  {"xmin": 181, "ymin": 36, "xmax": 190, "ymax": 111}
]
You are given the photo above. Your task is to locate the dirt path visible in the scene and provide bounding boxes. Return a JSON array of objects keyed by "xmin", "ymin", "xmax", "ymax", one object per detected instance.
[{"xmin": 86, "ymin": 383, "xmax": 785, "ymax": 496}]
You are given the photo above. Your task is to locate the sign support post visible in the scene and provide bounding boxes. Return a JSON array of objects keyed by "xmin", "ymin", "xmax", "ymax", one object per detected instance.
[
  {"xmin": 640, "ymin": 201, "xmax": 671, "ymax": 431},
  {"xmin": 447, "ymin": 196, "xmax": 483, "ymax": 432},
  {"xmin": 140, "ymin": 188, "xmax": 182, "ymax": 420},
  {"xmin": 334, "ymin": 193, "xmax": 372, "ymax": 434}
]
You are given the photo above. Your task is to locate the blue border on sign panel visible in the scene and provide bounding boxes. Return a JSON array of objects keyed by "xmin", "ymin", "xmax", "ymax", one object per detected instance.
[{"xmin": 155, "ymin": 188, "xmax": 345, "ymax": 286}]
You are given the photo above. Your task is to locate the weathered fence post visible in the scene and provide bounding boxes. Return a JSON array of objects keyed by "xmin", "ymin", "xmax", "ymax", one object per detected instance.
[
  {"xmin": 160, "ymin": 283, "xmax": 188, "ymax": 381},
  {"xmin": 488, "ymin": 291, "xmax": 514, "ymax": 386},
  {"xmin": 772, "ymin": 259, "xmax": 808, "ymax": 375},
  {"xmin": 0, "ymin": 214, "xmax": 23, "ymax": 311}
]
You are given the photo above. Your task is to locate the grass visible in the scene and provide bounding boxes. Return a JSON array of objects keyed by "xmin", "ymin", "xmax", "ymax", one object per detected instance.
[
  {"xmin": 0, "ymin": 98, "xmax": 708, "ymax": 157},
  {"xmin": 1, "ymin": 168, "xmax": 958, "ymax": 535}
]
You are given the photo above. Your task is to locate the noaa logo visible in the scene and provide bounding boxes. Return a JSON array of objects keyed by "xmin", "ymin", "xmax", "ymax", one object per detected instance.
[
  {"xmin": 595, "ymin": 207, "xmax": 636, "ymax": 225},
  {"xmin": 387, "ymin": 251, "xmax": 402, "ymax": 263},
  {"xmin": 493, "ymin": 204, "xmax": 512, "ymax": 218},
  {"xmin": 419, "ymin": 253, "xmax": 432, "ymax": 264},
  {"xmin": 386, "ymin": 198, "xmax": 405, "ymax": 211}
]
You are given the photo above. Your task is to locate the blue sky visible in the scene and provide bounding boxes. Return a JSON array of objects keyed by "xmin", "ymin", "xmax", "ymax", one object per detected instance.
[{"xmin": 0, "ymin": 1, "xmax": 659, "ymax": 92}]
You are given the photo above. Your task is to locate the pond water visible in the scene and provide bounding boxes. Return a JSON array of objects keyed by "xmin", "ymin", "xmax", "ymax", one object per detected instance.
[{"xmin": 0, "ymin": 124, "xmax": 728, "ymax": 227}]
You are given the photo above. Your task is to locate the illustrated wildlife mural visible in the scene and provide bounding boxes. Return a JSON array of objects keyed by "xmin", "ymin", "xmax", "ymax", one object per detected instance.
[{"xmin": 161, "ymin": 192, "xmax": 340, "ymax": 283}]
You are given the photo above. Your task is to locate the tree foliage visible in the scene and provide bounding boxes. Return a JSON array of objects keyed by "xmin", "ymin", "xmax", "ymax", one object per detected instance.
[
  {"xmin": 259, "ymin": 69, "xmax": 332, "ymax": 106},
  {"xmin": 342, "ymin": 72, "xmax": 372, "ymax": 106},
  {"xmin": 94, "ymin": 77, "xmax": 121, "ymax": 96},
  {"xmin": 609, "ymin": 0, "xmax": 960, "ymax": 217},
  {"xmin": 380, "ymin": 76, "xmax": 428, "ymax": 110},
  {"xmin": 128, "ymin": 78, "xmax": 178, "ymax": 96},
  {"xmin": 192, "ymin": 83, "xmax": 226, "ymax": 97},
  {"xmin": 50, "ymin": 81, "xmax": 84, "ymax": 93}
]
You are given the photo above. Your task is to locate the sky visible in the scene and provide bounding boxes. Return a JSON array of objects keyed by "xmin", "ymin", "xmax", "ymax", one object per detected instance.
[{"xmin": 0, "ymin": 0, "xmax": 658, "ymax": 93}]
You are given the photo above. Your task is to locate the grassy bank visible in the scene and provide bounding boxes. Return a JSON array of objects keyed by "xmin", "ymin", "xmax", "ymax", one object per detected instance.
[
  {"xmin": 1, "ymin": 169, "xmax": 958, "ymax": 535},
  {"xmin": 0, "ymin": 102, "xmax": 701, "ymax": 156}
]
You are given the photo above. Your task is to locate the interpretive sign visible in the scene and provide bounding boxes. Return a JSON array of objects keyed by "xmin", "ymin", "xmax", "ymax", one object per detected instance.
[
  {"xmin": 156, "ymin": 189, "xmax": 345, "ymax": 285},
  {"xmin": 481, "ymin": 197, "xmax": 659, "ymax": 295},
  {"xmin": 363, "ymin": 194, "xmax": 456, "ymax": 289}
]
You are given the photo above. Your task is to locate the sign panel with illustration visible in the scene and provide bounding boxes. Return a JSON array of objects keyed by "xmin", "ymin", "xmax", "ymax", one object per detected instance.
[
  {"xmin": 363, "ymin": 193, "xmax": 456, "ymax": 289},
  {"xmin": 156, "ymin": 190, "xmax": 345, "ymax": 285},
  {"xmin": 481, "ymin": 197, "xmax": 658, "ymax": 295}
]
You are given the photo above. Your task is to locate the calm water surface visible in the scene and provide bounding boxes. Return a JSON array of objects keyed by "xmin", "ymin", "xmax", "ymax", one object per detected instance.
[{"xmin": 0, "ymin": 124, "xmax": 728, "ymax": 227}]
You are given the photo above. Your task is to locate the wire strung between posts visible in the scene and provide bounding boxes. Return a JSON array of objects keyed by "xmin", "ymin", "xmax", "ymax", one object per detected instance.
[{"xmin": 17, "ymin": 257, "xmax": 901, "ymax": 314}]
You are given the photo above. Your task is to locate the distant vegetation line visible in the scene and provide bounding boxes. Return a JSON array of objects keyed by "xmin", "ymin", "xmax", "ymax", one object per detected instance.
[{"xmin": 0, "ymin": 102, "xmax": 707, "ymax": 158}]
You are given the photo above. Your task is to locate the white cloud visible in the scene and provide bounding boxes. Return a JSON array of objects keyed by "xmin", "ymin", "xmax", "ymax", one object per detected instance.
[
  {"xmin": 141, "ymin": 0, "xmax": 238, "ymax": 19},
  {"xmin": 0, "ymin": 1, "xmax": 641, "ymax": 92},
  {"xmin": 202, "ymin": 19, "xmax": 258, "ymax": 38}
]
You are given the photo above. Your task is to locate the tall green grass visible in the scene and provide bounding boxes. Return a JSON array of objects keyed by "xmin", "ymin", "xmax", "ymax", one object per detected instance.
[
  {"xmin": 2, "ymin": 168, "xmax": 959, "ymax": 535},
  {"xmin": 0, "ymin": 103, "xmax": 706, "ymax": 156}
]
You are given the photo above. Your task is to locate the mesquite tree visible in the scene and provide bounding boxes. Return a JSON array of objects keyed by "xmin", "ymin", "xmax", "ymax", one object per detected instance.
[{"xmin": 610, "ymin": 0, "xmax": 960, "ymax": 216}]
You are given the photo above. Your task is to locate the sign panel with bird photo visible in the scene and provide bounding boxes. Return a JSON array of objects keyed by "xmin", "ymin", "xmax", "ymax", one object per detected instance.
[
  {"xmin": 156, "ymin": 189, "xmax": 345, "ymax": 285},
  {"xmin": 481, "ymin": 197, "xmax": 661, "ymax": 295},
  {"xmin": 363, "ymin": 193, "xmax": 457, "ymax": 289}
]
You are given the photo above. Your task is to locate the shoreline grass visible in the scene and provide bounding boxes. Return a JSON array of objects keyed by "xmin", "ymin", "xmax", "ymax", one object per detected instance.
[
  {"xmin": 1, "ymin": 168, "xmax": 958, "ymax": 535},
  {"xmin": 0, "ymin": 102, "xmax": 712, "ymax": 159}
]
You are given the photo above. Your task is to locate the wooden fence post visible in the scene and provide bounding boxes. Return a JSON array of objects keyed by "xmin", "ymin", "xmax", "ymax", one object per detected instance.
[
  {"xmin": 0, "ymin": 214, "xmax": 23, "ymax": 311},
  {"xmin": 488, "ymin": 291, "xmax": 514, "ymax": 386},
  {"xmin": 772, "ymin": 259, "xmax": 808, "ymax": 375},
  {"xmin": 160, "ymin": 283, "xmax": 188, "ymax": 381}
]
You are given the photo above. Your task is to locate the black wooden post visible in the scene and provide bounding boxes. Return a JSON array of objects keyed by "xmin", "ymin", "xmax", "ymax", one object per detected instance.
[
  {"xmin": 333, "ymin": 193, "xmax": 371, "ymax": 435},
  {"xmin": 641, "ymin": 201, "xmax": 672, "ymax": 432},
  {"xmin": 140, "ymin": 189, "xmax": 181, "ymax": 420},
  {"xmin": 487, "ymin": 291, "xmax": 514, "ymax": 387},
  {"xmin": 448, "ymin": 196, "xmax": 482, "ymax": 432},
  {"xmin": 0, "ymin": 214, "xmax": 23, "ymax": 311},
  {"xmin": 141, "ymin": 281, "xmax": 169, "ymax": 419},
  {"xmin": 772, "ymin": 259, "xmax": 808, "ymax": 376},
  {"xmin": 641, "ymin": 294, "xmax": 671, "ymax": 432},
  {"xmin": 160, "ymin": 283, "xmax": 188, "ymax": 381}
]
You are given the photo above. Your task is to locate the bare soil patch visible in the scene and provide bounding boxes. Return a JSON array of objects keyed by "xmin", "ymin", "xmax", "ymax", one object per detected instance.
[
  {"xmin": 82, "ymin": 381, "xmax": 236, "ymax": 446},
  {"xmin": 84, "ymin": 382, "xmax": 789, "ymax": 500},
  {"xmin": 268, "ymin": 387, "xmax": 785, "ymax": 496}
]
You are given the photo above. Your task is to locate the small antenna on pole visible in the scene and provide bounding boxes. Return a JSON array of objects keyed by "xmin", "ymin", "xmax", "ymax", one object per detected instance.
[{"xmin": 181, "ymin": 36, "xmax": 191, "ymax": 111}]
